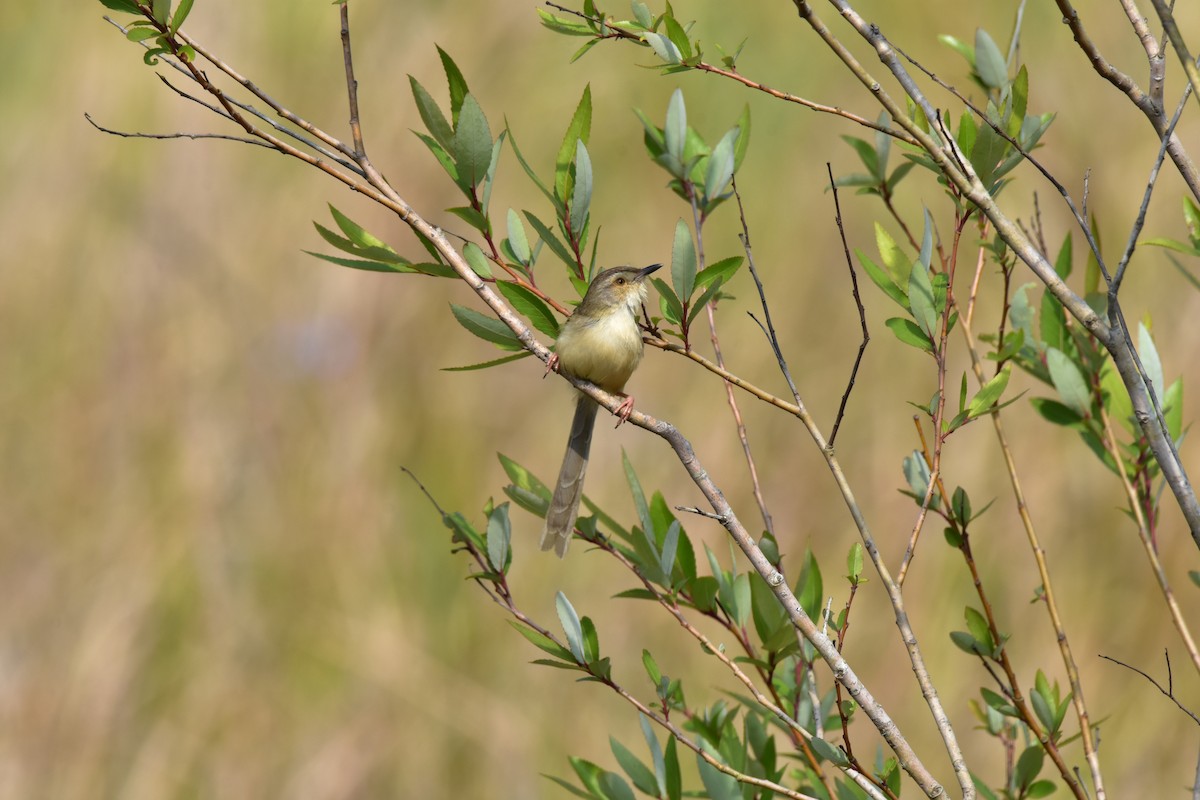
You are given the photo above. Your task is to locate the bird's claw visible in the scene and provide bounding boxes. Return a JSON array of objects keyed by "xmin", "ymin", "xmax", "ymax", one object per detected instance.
[
  {"xmin": 544, "ymin": 353, "xmax": 560, "ymax": 378},
  {"xmin": 614, "ymin": 394, "xmax": 636, "ymax": 427}
]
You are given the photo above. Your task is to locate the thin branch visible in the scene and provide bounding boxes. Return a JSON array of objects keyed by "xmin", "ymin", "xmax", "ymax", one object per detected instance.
[
  {"xmin": 690, "ymin": 182, "xmax": 776, "ymax": 539},
  {"xmin": 796, "ymin": 0, "xmax": 1200, "ymax": 548},
  {"xmin": 1099, "ymin": 651, "xmax": 1200, "ymax": 726},
  {"xmin": 956, "ymin": 235, "xmax": 1107, "ymax": 800},
  {"xmin": 1053, "ymin": 0, "xmax": 1200, "ymax": 200},
  {"xmin": 339, "ymin": 3, "xmax": 366, "ymax": 157},
  {"xmin": 824, "ymin": 164, "xmax": 869, "ymax": 448},
  {"xmin": 1112, "ymin": 80, "xmax": 1189, "ymax": 293},
  {"xmin": 83, "ymin": 113, "xmax": 271, "ymax": 147},
  {"xmin": 1097, "ymin": 404, "xmax": 1200, "ymax": 676},
  {"xmin": 541, "ymin": 2, "xmax": 915, "ymax": 143}
]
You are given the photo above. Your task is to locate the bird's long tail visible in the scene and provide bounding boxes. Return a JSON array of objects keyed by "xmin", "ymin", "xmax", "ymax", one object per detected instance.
[{"xmin": 540, "ymin": 395, "xmax": 599, "ymax": 557}]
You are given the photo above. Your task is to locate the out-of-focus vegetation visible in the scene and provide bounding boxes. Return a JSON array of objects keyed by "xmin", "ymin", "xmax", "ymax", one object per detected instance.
[{"xmin": 2, "ymin": 0, "xmax": 1198, "ymax": 796}]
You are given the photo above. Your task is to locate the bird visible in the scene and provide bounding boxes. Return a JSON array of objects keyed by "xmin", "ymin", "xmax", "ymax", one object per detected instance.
[{"xmin": 540, "ymin": 263, "xmax": 662, "ymax": 557}]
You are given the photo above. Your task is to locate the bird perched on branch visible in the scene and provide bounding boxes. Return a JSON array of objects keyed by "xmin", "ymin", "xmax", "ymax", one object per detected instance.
[{"xmin": 540, "ymin": 263, "xmax": 662, "ymax": 557}]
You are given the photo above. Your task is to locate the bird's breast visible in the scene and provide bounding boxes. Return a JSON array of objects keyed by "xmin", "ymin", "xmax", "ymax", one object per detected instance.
[{"xmin": 557, "ymin": 308, "xmax": 645, "ymax": 394}]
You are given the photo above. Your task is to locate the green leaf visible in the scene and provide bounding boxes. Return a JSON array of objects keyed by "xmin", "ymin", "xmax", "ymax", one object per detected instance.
[
  {"xmin": 642, "ymin": 650, "xmax": 662, "ymax": 685},
  {"xmin": 450, "ymin": 303, "xmax": 522, "ymax": 350},
  {"xmin": 950, "ymin": 630, "xmax": 986, "ymax": 656},
  {"xmin": 610, "ymin": 738, "xmax": 658, "ymax": 795},
  {"xmin": 1085, "ymin": 215, "xmax": 1103, "ymax": 295},
  {"xmin": 644, "ymin": 31, "xmax": 682, "ymax": 64},
  {"xmin": 509, "ymin": 620, "xmax": 575, "ymax": 661},
  {"xmin": 695, "ymin": 751, "xmax": 741, "ymax": 800},
  {"xmin": 1028, "ymin": 780, "xmax": 1057, "ymax": 798},
  {"xmin": 1163, "ymin": 378, "xmax": 1184, "ymax": 440},
  {"xmin": 99, "ymin": 0, "xmax": 142, "ymax": 13},
  {"xmin": 939, "ymin": 34, "xmax": 975, "ymax": 67},
  {"xmin": 556, "ymin": 592, "xmax": 586, "ymax": 663},
  {"xmin": 1046, "ymin": 347, "xmax": 1091, "ymax": 417},
  {"xmin": 462, "ymin": 241, "xmax": 492, "ymax": 279},
  {"xmin": 504, "ymin": 208, "xmax": 531, "ymax": 266},
  {"xmin": 556, "ymin": 85, "xmax": 593, "ymax": 202},
  {"xmin": 1137, "ymin": 322, "xmax": 1165, "ymax": 406},
  {"xmin": 151, "ymin": 0, "xmax": 171, "ymax": 24},
  {"xmin": 964, "ymin": 607, "xmax": 992, "ymax": 649},
  {"xmin": 1007, "ymin": 64, "xmax": 1028, "ymax": 138},
  {"xmin": 663, "ymin": 736, "xmax": 681, "ymax": 800},
  {"xmin": 1055, "ymin": 232, "xmax": 1073, "ymax": 278},
  {"xmin": 524, "ymin": 212, "xmax": 577, "ymax": 271},
  {"xmin": 859, "ymin": 251, "xmax": 908, "ymax": 309},
  {"xmin": 638, "ymin": 715, "xmax": 667, "ymax": 798},
  {"xmin": 875, "ymin": 222, "xmax": 912, "ymax": 287},
  {"xmin": 304, "ymin": 251, "xmax": 414, "ymax": 274},
  {"xmin": 664, "ymin": 89, "xmax": 687, "ymax": 164},
  {"xmin": 908, "ymin": 261, "xmax": 938, "ymax": 339},
  {"xmin": 496, "ymin": 282, "xmax": 560, "ymax": 338},
  {"xmin": 570, "ymin": 140, "xmax": 593, "ymax": 235},
  {"xmin": 652, "ymin": 278, "xmax": 683, "ymax": 325},
  {"xmin": 671, "ymin": 219, "xmax": 697, "ymax": 302},
  {"xmin": 168, "ymin": 0, "xmax": 194, "ymax": 32},
  {"xmin": 409, "ymin": 76, "xmax": 454, "ymax": 152},
  {"xmin": 454, "ymin": 94, "xmax": 493, "ymax": 187},
  {"xmin": 686, "ymin": 279, "xmax": 725, "ymax": 327},
  {"xmin": 328, "ymin": 204, "xmax": 389, "ymax": 250},
  {"xmin": 808, "ymin": 736, "xmax": 850, "ymax": 767},
  {"xmin": 695, "ymin": 256, "xmax": 743, "ymax": 290},
  {"xmin": 499, "ymin": 452, "xmax": 552, "ymax": 504},
  {"xmin": 903, "ymin": 450, "xmax": 932, "ymax": 502},
  {"xmin": 1014, "ymin": 745, "xmax": 1045, "ymax": 789},
  {"xmin": 598, "ymin": 772, "xmax": 636, "ymax": 800},
  {"xmin": 486, "ymin": 502, "xmax": 511, "ymax": 572},
  {"xmin": 632, "ymin": 1, "xmax": 653, "ymax": 29},
  {"xmin": 705, "ymin": 127, "xmax": 738, "ymax": 199},
  {"xmin": 444, "ymin": 351, "xmax": 532, "ymax": 373},
  {"xmin": 436, "ymin": 46, "xmax": 468, "ymax": 126},
  {"xmin": 886, "ymin": 317, "xmax": 933, "ymax": 353},
  {"xmin": 796, "ymin": 550, "xmax": 824, "ymax": 620},
  {"xmin": 1040, "ymin": 289, "xmax": 1067, "ymax": 353},
  {"xmin": 537, "ymin": 9, "xmax": 594, "ymax": 36},
  {"xmin": 842, "ymin": 136, "xmax": 880, "ymax": 181},
  {"xmin": 623, "ymin": 450, "xmax": 653, "ymax": 541},
  {"xmin": 662, "ymin": 14, "xmax": 693, "ymax": 60},
  {"xmin": 846, "ymin": 542, "xmax": 863, "ymax": 583},
  {"xmin": 968, "ymin": 364, "xmax": 1011, "ymax": 417},
  {"xmin": 974, "ymin": 28, "xmax": 1008, "ymax": 89},
  {"xmin": 732, "ymin": 105, "xmax": 752, "ymax": 171}
]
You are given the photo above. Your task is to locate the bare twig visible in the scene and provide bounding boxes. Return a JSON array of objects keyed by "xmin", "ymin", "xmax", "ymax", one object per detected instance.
[
  {"xmin": 1099, "ymin": 651, "xmax": 1200, "ymax": 726},
  {"xmin": 824, "ymin": 164, "xmax": 869, "ymax": 448},
  {"xmin": 689, "ymin": 183, "xmax": 776, "ymax": 539},
  {"xmin": 542, "ymin": 2, "xmax": 915, "ymax": 143},
  {"xmin": 84, "ymin": 112, "xmax": 270, "ymax": 147}
]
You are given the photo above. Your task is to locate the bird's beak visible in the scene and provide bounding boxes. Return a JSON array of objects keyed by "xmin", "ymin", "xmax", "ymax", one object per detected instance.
[{"xmin": 638, "ymin": 263, "xmax": 663, "ymax": 278}]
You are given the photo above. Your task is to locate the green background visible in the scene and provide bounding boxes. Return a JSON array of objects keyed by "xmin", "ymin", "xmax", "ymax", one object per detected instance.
[{"xmin": 3, "ymin": 0, "xmax": 1199, "ymax": 796}]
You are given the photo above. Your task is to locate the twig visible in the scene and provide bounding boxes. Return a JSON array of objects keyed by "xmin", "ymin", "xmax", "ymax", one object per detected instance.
[
  {"xmin": 689, "ymin": 182, "xmax": 776, "ymax": 539},
  {"xmin": 1099, "ymin": 651, "xmax": 1200, "ymax": 726},
  {"xmin": 83, "ymin": 113, "xmax": 271, "ymax": 147},
  {"xmin": 1097, "ymin": 404, "xmax": 1200, "ymax": 676},
  {"xmin": 955, "ymin": 238, "xmax": 1107, "ymax": 799},
  {"xmin": 1053, "ymin": 0, "xmax": 1200, "ymax": 200},
  {"xmin": 824, "ymin": 164, "xmax": 869, "ymax": 448},
  {"xmin": 541, "ymin": 2, "xmax": 915, "ymax": 144}
]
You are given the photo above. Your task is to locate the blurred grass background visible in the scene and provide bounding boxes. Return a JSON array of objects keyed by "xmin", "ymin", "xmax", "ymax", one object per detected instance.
[{"xmin": 3, "ymin": 0, "xmax": 1199, "ymax": 796}]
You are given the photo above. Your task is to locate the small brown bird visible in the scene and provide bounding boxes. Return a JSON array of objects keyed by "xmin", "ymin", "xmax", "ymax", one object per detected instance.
[{"xmin": 540, "ymin": 264, "xmax": 661, "ymax": 557}]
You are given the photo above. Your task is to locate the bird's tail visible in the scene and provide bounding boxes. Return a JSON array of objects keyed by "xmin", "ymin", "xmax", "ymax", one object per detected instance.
[{"xmin": 540, "ymin": 396, "xmax": 599, "ymax": 557}]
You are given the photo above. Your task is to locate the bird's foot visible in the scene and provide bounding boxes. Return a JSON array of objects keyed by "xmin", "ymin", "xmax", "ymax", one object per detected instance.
[
  {"xmin": 614, "ymin": 394, "xmax": 635, "ymax": 427},
  {"xmin": 544, "ymin": 352, "xmax": 560, "ymax": 378}
]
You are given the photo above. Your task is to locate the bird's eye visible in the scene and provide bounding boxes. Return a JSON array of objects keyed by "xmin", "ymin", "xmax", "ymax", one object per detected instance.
[{"xmin": 615, "ymin": 277, "xmax": 626, "ymax": 285}]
